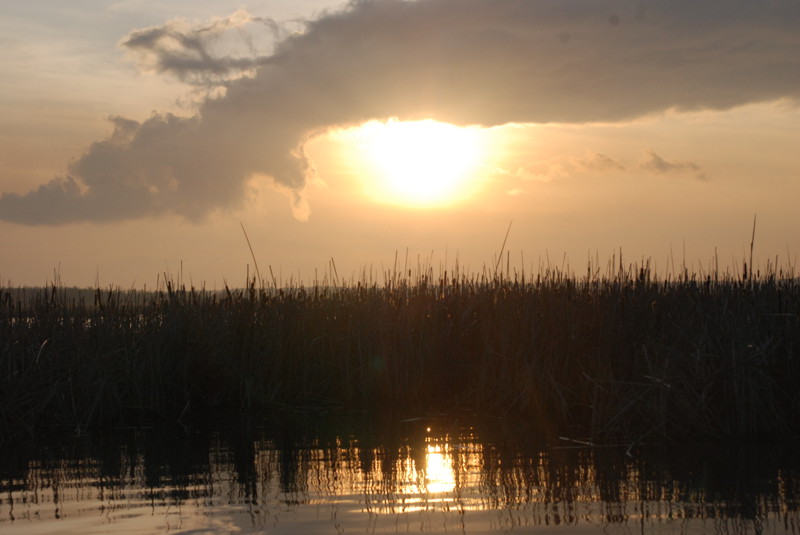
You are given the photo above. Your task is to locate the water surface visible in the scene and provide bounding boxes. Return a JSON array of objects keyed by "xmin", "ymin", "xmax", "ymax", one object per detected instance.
[{"xmin": 2, "ymin": 415, "xmax": 798, "ymax": 534}]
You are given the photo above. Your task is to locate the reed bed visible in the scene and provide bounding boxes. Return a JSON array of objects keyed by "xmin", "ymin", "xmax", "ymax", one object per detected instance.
[{"xmin": 1, "ymin": 259, "xmax": 798, "ymax": 442}]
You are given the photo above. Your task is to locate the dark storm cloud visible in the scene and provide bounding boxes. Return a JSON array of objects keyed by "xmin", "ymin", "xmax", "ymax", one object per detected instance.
[{"xmin": 2, "ymin": 0, "xmax": 798, "ymax": 224}]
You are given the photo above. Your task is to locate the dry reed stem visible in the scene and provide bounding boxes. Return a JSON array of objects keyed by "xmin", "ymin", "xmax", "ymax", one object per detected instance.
[{"xmin": 1, "ymin": 258, "xmax": 798, "ymax": 441}]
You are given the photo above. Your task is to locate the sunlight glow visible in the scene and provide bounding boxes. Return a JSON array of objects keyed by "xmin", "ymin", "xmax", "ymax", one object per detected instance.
[
  {"xmin": 352, "ymin": 119, "xmax": 487, "ymax": 207},
  {"xmin": 424, "ymin": 444, "xmax": 456, "ymax": 494}
]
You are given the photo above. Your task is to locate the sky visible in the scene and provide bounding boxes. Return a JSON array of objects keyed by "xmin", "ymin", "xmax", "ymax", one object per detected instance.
[{"xmin": 1, "ymin": 0, "xmax": 799, "ymax": 288}]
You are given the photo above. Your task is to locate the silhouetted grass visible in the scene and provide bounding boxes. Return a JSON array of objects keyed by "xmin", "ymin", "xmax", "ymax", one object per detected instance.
[{"xmin": 1, "ymin": 258, "xmax": 798, "ymax": 442}]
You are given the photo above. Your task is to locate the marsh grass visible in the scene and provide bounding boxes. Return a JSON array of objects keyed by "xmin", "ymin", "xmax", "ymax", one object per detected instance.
[{"xmin": 1, "ymin": 257, "xmax": 798, "ymax": 442}]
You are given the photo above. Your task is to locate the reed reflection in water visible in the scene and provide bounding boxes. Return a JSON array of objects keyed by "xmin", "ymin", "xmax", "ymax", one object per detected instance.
[{"xmin": 1, "ymin": 417, "xmax": 798, "ymax": 534}]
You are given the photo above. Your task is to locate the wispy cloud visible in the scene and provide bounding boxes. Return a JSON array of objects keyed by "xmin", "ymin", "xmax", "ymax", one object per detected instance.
[
  {"xmin": 572, "ymin": 152, "xmax": 626, "ymax": 172},
  {"xmin": 2, "ymin": 0, "xmax": 797, "ymax": 224},
  {"xmin": 508, "ymin": 151, "xmax": 625, "ymax": 182},
  {"xmin": 640, "ymin": 150, "xmax": 705, "ymax": 179},
  {"xmin": 120, "ymin": 9, "xmax": 288, "ymax": 86}
]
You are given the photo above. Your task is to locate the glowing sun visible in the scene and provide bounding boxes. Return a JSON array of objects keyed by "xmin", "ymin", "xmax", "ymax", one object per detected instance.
[{"xmin": 353, "ymin": 119, "xmax": 486, "ymax": 207}]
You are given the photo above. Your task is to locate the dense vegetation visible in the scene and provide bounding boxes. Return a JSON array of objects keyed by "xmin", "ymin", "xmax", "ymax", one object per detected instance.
[{"xmin": 2, "ymin": 261, "xmax": 798, "ymax": 442}]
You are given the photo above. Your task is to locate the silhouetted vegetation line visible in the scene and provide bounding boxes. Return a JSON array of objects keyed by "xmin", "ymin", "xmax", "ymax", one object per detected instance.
[{"xmin": 1, "ymin": 263, "xmax": 799, "ymax": 440}]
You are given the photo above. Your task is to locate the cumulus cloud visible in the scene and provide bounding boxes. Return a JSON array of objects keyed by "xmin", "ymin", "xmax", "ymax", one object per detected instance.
[{"xmin": 2, "ymin": 0, "xmax": 798, "ymax": 224}]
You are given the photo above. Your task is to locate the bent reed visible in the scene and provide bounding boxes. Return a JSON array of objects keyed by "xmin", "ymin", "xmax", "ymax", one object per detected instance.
[{"xmin": 2, "ymin": 257, "xmax": 798, "ymax": 442}]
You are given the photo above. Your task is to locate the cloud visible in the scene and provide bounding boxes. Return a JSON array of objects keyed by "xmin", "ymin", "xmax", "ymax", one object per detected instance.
[
  {"xmin": 120, "ymin": 9, "xmax": 291, "ymax": 86},
  {"xmin": 2, "ymin": 0, "xmax": 798, "ymax": 224},
  {"xmin": 640, "ymin": 150, "xmax": 705, "ymax": 179},
  {"xmin": 509, "ymin": 151, "xmax": 625, "ymax": 181},
  {"xmin": 572, "ymin": 152, "xmax": 625, "ymax": 172}
]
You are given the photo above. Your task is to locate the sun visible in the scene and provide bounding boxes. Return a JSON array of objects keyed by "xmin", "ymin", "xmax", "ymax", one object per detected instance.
[{"xmin": 351, "ymin": 119, "xmax": 487, "ymax": 207}]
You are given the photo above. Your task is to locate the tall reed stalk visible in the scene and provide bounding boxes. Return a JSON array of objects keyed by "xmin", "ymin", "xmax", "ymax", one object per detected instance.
[{"xmin": 1, "ymin": 257, "xmax": 798, "ymax": 442}]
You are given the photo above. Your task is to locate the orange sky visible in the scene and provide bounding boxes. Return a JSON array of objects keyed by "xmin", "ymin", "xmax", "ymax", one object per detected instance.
[{"xmin": 1, "ymin": 0, "xmax": 799, "ymax": 288}]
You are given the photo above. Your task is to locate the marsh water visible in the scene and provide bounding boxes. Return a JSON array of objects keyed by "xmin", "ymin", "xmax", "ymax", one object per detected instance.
[{"xmin": 1, "ymin": 413, "xmax": 798, "ymax": 535}]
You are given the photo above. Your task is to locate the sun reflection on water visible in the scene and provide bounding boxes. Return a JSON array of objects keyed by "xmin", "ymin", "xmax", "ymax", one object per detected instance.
[
  {"xmin": 422, "ymin": 444, "xmax": 455, "ymax": 494},
  {"xmin": 1, "ymin": 424, "xmax": 799, "ymax": 534}
]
